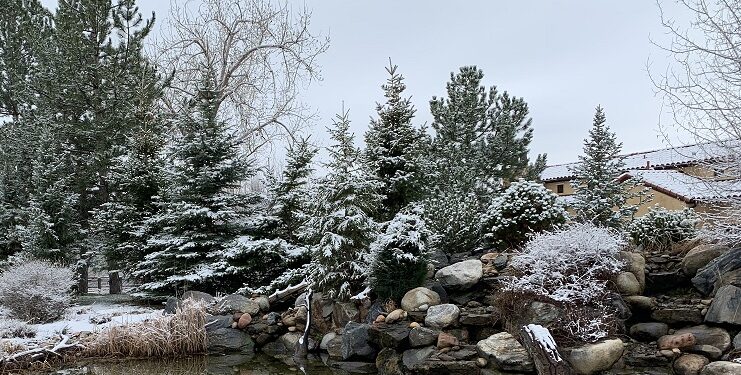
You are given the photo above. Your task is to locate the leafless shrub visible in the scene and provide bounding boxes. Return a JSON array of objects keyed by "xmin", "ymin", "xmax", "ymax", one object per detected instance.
[{"xmin": 0, "ymin": 256, "xmax": 74, "ymax": 323}]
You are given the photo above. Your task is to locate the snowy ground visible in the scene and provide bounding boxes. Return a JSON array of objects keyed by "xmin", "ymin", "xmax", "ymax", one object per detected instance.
[{"xmin": 0, "ymin": 295, "xmax": 160, "ymax": 352}]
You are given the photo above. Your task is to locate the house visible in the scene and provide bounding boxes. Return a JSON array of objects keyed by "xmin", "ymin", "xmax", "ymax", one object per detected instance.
[{"xmin": 541, "ymin": 142, "xmax": 741, "ymax": 216}]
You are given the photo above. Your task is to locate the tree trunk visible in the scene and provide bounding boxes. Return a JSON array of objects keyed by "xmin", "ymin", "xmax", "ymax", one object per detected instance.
[
  {"xmin": 109, "ymin": 271, "xmax": 122, "ymax": 294},
  {"xmin": 76, "ymin": 262, "xmax": 88, "ymax": 295}
]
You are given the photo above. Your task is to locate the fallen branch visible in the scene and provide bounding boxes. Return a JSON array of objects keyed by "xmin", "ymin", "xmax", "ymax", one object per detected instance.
[
  {"xmin": 268, "ymin": 281, "xmax": 308, "ymax": 304},
  {"xmin": 1, "ymin": 335, "xmax": 84, "ymax": 371},
  {"xmin": 520, "ymin": 324, "xmax": 573, "ymax": 375}
]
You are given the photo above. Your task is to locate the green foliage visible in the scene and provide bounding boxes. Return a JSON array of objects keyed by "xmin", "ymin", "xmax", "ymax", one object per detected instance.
[
  {"xmin": 271, "ymin": 137, "xmax": 318, "ymax": 243},
  {"xmin": 628, "ymin": 207, "xmax": 699, "ymax": 250},
  {"xmin": 368, "ymin": 206, "xmax": 431, "ymax": 301},
  {"xmin": 307, "ymin": 110, "xmax": 380, "ymax": 301},
  {"xmin": 570, "ymin": 106, "xmax": 650, "ymax": 228},
  {"xmin": 481, "ymin": 179, "xmax": 568, "ymax": 249},
  {"xmin": 423, "ymin": 66, "xmax": 545, "ymax": 253},
  {"xmin": 364, "ymin": 63, "xmax": 427, "ymax": 221}
]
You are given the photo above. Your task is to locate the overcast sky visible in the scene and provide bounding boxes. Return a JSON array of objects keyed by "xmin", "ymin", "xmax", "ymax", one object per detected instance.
[{"xmin": 40, "ymin": 0, "xmax": 688, "ymax": 165}]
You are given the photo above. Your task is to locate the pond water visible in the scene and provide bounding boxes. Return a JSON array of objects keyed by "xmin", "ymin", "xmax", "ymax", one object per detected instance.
[{"xmin": 52, "ymin": 354, "xmax": 343, "ymax": 375}]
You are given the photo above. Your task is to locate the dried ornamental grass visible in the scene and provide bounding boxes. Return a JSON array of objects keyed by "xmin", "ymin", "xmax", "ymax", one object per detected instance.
[{"xmin": 84, "ymin": 299, "xmax": 207, "ymax": 358}]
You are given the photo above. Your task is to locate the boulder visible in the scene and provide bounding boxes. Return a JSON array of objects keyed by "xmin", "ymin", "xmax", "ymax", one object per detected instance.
[
  {"xmin": 368, "ymin": 323, "xmax": 410, "ymax": 349},
  {"xmin": 164, "ymin": 297, "xmax": 179, "ymax": 314},
  {"xmin": 320, "ymin": 332, "xmax": 336, "ymax": 350},
  {"xmin": 681, "ymin": 244, "xmax": 728, "ymax": 277},
  {"xmin": 341, "ymin": 322, "xmax": 376, "ymax": 360},
  {"xmin": 436, "ymin": 332, "xmax": 459, "ymax": 349},
  {"xmin": 673, "ymin": 354, "xmax": 709, "ymax": 375},
  {"xmin": 651, "ymin": 307, "xmax": 703, "ymax": 325},
  {"xmin": 625, "ymin": 295, "xmax": 657, "ymax": 312},
  {"xmin": 658, "ymin": 333, "xmax": 696, "ymax": 350},
  {"xmin": 402, "ymin": 346, "xmax": 436, "ymax": 370},
  {"xmin": 675, "ymin": 325, "xmax": 731, "ymax": 352},
  {"xmin": 688, "ymin": 344, "xmax": 722, "ymax": 359},
  {"xmin": 619, "ymin": 251, "xmax": 646, "ymax": 289},
  {"xmin": 476, "ymin": 332, "xmax": 534, "ymax": 372},
  {"xmin": 734, "ymin": 332, "xmax": 741, "ymax": 349},
  {"xmin": 181, "ymin": 290, "xmax": 215, "ymax": 305},
  {"xmin": 424, "ymin": 303, "xmax": 460, "ymax": 329},
  {"xmin": 264, "ymin": 312, "xmax": 281, "ymax": 325},
  {"xmin": 333, "ymin": 301, "xmax": 360, "ymax": 328},
  {"xmin": 254, "ymin": 295, "xmax": 270, "ymax": 312},
  {"xmin": 376, "ymin": 347, "xmax": 403, "ymax": 375},
  {"xmin": 704, "ymin": 285, "xmax": 741, "ymax": 325},
  {"xmin": 214, "ymin": 294, "xmax": 260, "ymax": 316},
  {"xmin": 385, "ymin": 309, "xmax": 407, "ymax": 324},
  {"xmin": 700, "ymin": 361, "xmax": 741, "ymax": 375},
  {"xmin": 401, "ymin": 287, "xmax": 441, "ymax": 312},
  {"xmin": 207, "ymin": 328, "xmax": 255, "ymax": 354},
  {"xmin": 205, "ymin": 315, "xmax": 233, "ymax": 332},
  {"xmin": 409, "ymin": 326, "xmax": 438, "ymax": 348},
  {"xmin": 326, "ymin": 333, "xmax": 343, "ymax": 358},
  {"xmin": 629, "ymin": 322, "xmax": 669, "ymax": 342},
  {"xmin": 692, "ymin": 247, "xmax": 741, "ymax": 296},
  {"xmin": 565, "ymin": 339, "xmax": 624, "ymax": 375},
  {"xmin": 237, "ymin": 313, "xmax": 252, "ymax": 329},
  {"xmin": 615, "ymin": 271, "xmax": 642, "ymax": 296},
  {"xmin": 434, "ymin": 259, "xmax": 483, "ymax": 290}
]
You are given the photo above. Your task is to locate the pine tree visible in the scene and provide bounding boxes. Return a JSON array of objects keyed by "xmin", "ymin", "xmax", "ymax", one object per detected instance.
[
  {"xmin": 307, "ymin": 110, "xmax": 381, "ymax": 301},
  {"xmin": 271, "ymin": 137, "xmax": 318, "ymax": 243},
  {"xmin": 570, "ymin": 106, "xmax": 646, "ymax": 228},
  {"xmin": 424, "ymin": 66, "xmax": 545, "ymax": 253},
  {"xmin": 133, "ymin": 76, "xmax": 252, "ymax": 295},
  {"xmin": 368, "ymin": 205, "xmax": 431, "ymax": 301},
  {"xmin": 364, "ymin": 63, "xmax": 426, "ymax": 221}
]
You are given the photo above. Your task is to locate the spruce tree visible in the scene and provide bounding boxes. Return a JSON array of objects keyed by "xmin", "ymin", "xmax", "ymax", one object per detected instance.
[
  {"xmin": 271, "ymin": 137, "xmax": 318, "ymax": 243},
  {"xmin": 134, "ymin": 76, "xmax": 252, "ymax": 295},
  {"xmin": 368, "ymin": 205, "xmax": 431, "ymax": 301},
  {"xmin": 570, "ymin": 106, "xmax": 645, "ymax": 228},
  {"xmin": 308, "ymin": 110, "xmax": 381, "ymax": 301},
  {"xmin": 424, "ymin": 66, "xmax": 545, "ymax": 253},
  {"xmin": 364, "ymin": 63, "xmax": 426, "ymax": 221}
]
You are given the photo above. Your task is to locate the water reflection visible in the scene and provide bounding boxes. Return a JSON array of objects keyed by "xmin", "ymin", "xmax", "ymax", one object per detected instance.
[{"xmin": 54, "ymin": 354, "xmax": 339, "ymax": 375}]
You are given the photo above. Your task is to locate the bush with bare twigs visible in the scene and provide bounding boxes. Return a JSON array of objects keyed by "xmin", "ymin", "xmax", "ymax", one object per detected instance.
[
  {"xmin": 0, "ymin": 256, "xmax": 74, "ymax": 323},
  {"xmin": 84, "ymin": 300, "xmax": 207, "ymax": 358}
]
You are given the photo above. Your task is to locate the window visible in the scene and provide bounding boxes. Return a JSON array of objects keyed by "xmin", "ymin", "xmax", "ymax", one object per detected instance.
[{"xmin": 557, "ymin": 184, "xmax": 564, "ymax": 194}]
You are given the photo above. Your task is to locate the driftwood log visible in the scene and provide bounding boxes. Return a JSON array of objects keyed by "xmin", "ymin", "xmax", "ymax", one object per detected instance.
[
  {"xmin": 504, "ymin": 317, "xmax": 574, "ymax": 375},
  {"xmin": 0, "ymin": 335, "xmax": 83, "ymax": 371},
  {"xmin": 268, "ymin": 281, "xmax": 308, "ymax": 305}
]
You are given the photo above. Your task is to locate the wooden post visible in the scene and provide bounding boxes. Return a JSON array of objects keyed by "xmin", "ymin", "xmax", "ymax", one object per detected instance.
[
  {"xmin": 76, "ymin": 261, "xmax": 88, "ymax": 295},
  {"xmin": 109, "ymin": 271, "xmax": 122, "ymax": 294},
  {"xmin": 97, "ymin": 278, "xmax": 102, "ymax": 291}
]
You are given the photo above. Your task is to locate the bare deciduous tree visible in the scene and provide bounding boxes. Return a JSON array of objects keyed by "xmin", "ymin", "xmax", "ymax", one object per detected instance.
[
  {"xmin": 153, "ymin": 0, "xmax": 329, "ymax": 158},
  {"xmin": 651, "ymin": 0, "xmax": 741, "ymax": 244}
]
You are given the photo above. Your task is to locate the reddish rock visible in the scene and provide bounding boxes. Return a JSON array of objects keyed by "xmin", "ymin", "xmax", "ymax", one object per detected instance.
[
  {"xmin": 437, "ymin": 332, "xmax": 459, "ymax": 349},
  {"xmin": 658, "ymin": 333, "xmax": 696, "ymax": 350},
  {"xmin": 237, "ymin": 313, "xmax": 252, "ymax": 329}
]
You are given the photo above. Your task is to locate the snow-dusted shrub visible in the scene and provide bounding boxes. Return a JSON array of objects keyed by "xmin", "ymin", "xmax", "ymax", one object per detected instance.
[
  {"xmin": 368, "ymin": 206, "xmax": 432, "ymax": 301},
  {"xmin": 0, "ymin": 318, "xmax": 36, "ymax": 338},
  {"xmin": 501, "ymin": 223, "xmax": 625, "ymax": 342},
  {"xmin": 481, "ymin": 179, "xmax": 568, "ymax": 248},
  {"xmin": 628, "ymin": 207, "xmax": 699, "ymax": 250},
  {"xmin": 0, "ymin": 256, "xmax": 74, "ymax": 322}
]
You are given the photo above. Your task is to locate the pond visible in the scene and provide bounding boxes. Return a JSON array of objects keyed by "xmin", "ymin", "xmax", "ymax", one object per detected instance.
[{"xmin": 51, "ymin": 354, "xmax": 344, "ymax": 375}]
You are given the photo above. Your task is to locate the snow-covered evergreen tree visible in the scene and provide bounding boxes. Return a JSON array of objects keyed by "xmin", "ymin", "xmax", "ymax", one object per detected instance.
[
  {"xmin": 481, "ymin": 179, "xmax": 568, "ymax": 249},
  {"xmin": 364, "ymin": 63, "xmax": 426, "ymax": 221},
  {"xmin": 133, "ymin": 76, "xmax": 252, "ymax": 295},
  {"xmin": 423, "ymin": 66, "xmax": 545, "ymax": 253},
  {"xmin": 570, "ymin": 106, "xmax": 647, "ymax": 228},
  {"xmin": 271, "ymin": 137, "xmax": 318, "ymax": 243},
  {"xmin": 368, "ymin": 205, "xmax": 431, "ymax": 301},
  {"xmin": 91, "ymin": 122, "xmax": 165, "ymax": 271},
  {"xmin": 307, "ymin": 110, "xmax": 381, "ymax": 301}
]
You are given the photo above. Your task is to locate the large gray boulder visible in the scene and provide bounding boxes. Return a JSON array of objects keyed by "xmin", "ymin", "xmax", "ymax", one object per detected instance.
[
  {"xmin": 615, "ymin": 271, "xmax": 642, "ymax": 296},
  {"xmin": 181, "ymin": 290, "xmax": 216, "ymax": 305},
  {"xmin": 341, "ymin": 322, "xmax": 376, "ymax": 360},
  {"xmin": 673, "ymin": 354, "xmax": 709, "ymax": 375},
  {"xmin": 401, "ymin": 287, "xmax": 440, "ymax": 312},
  {"xmin": 214, "ymin": 294, "xmax": 260, "ymax": 315},
  {"xmin": 629, "ymin": 322, "xmax": 669, "ymax": 342},
  {"xmin": 704, "ymin": 284, "xmax": 741, "ymax": 325},
  {"xmin": 207, "ymin": 328, "xmax": 255, "ymax": 354},
  {"xmin": 434, "ymin": 259, "xmax": 483, "ymax": 290},
  {"xmin": 402, "ymin": 346, "xmax": 436, "ymax": 370},
  {"xmin": 424, "ymin": 303, "xmax": 459, "ymax": 329},
  {"xmin": 700, "ymin": 361, "xmax": 741, "ymax": 375},
  {"xmin": 565, "ymin": 339, "xmax": 624, "ymax": 375},
  {"xmin": 734, "ymin": 332, "xmax": 741, "ymax": 349},
  {"xmin": 692, "ymin": 247, "xmax": 741, "ymax": 296},
  {"xmin": 681, "ymin": 244, "xmax": 728, "ymax": 277},
  {"xmin": 476, "ymin": 332, "xmax": 534, "ymax": 372},
  {"xmin": 409, "ymin": 326, "xmax": 438, "ymax": 348},
  {"xmin": 333, "ymin": 301, "xmax": 359, "ymax": 328}
]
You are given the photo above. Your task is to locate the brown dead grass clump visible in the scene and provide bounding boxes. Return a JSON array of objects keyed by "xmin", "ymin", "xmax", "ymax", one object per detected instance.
[{"xmin": 84, "ymin": 299, "xmax": 207, "ymax": 358}]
